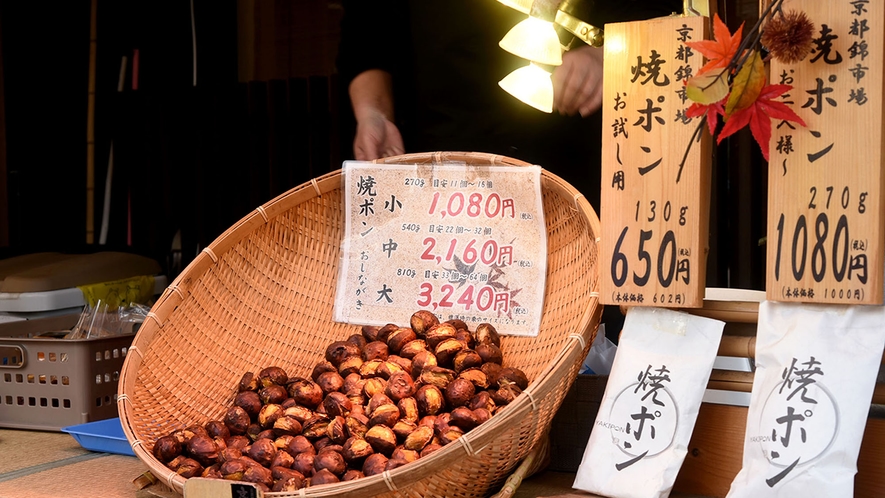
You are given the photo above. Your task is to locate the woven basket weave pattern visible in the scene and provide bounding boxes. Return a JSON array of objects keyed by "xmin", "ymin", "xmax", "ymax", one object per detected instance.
[{"xmin": 119, "ymin": 152, "xmax": 601, "ymax": 497}]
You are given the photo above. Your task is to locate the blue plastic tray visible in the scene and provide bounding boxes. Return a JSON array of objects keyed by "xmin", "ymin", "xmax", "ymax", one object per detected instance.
[{"xmin": 61, "ymin": 418, "xmax": 135, "ymax": 456}]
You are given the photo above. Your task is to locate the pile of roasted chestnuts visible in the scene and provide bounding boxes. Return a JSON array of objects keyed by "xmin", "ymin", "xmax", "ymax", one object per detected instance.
[{"xmin": 150, "ymin": 310, "xmax": 529, "ymax": 491}]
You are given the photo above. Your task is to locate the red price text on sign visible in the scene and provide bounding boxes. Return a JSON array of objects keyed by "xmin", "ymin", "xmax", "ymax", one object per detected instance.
[
  {"xmin": 427, "ymin": 192, "xmax": 516, "ymax": 219},
  {"xmin": 420, "ymin": 237, "xmax": 514, "ymax": 266},
  {"xmin": 417, "ymin": 282, "xmax": 520, "ymax": 314}
]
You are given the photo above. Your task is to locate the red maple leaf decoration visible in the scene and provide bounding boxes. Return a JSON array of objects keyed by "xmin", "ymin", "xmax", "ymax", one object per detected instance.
[
  {"xmin": 687, "ymin": 14, "xmax": 744, "ymax": 74},
  {"xmin": 716, "ymin": 83, "xmax": 807, "ymax": 161},
  {"xmin": 686, "ymin": 97, "xmax": 726, "ymax": 136}
]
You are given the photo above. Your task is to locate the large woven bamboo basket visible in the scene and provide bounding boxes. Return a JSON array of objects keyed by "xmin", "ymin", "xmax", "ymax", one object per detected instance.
[{"xmin": 118, "ymin": 151, "xmax": 602, "ymax": 497}]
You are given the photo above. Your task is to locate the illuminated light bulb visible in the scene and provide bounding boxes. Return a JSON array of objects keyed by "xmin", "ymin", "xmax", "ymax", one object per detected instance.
[
  {"xmin": 498, "ymin": 63, "xmax": 554, "ymax": 113},
  {"xmin": 499, "ymin": 16, "xmax": 563, "ymax": 66},
  {"xmin": 605, "ymin": 32, "xmax": 627, "ymax": 55},
  {"xmin": 496, "ymin": 0, "xmax": 533, "ymax": 14}
]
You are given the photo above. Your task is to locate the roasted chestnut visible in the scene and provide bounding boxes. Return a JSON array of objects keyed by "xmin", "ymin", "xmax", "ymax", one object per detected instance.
[
  {"xmin": 246, "ymin": 438, "xmax": 277, "ymax": 467},
  {"xmin": 458, "ymin": 368, "xmax": 490, "ymax": 389},
  {"xmin": 287, "ymin": 379, "xmax": 324, "ymax": 408},
  {"xmin": 223, "ymin": 406, "xmax": 251, "ymax": 436},
  {"xmin": 398, "ymin": 339, "xmax": 428, "ymax": 359},
  {"xmin": 362, "ymin": 453, "xmax": 389, "ymax": 477},
  {"xmin": 397, "ymin": 396, "xmax": 419, "ymax": 423},
  {"xmin": 473, "ymin": 323, "xmax": 501, "ymax": 347},
  {"xmin": 403, "ymin": 425, "xmax": 434, "ymax": 451},
  {"xmin": 338, "ymin": 355, "xmax": 364, "ymax": 377},
  {"xmin": 415, "ymin": 384, "xmax": 445, "ymax": 416},
  {"xmin": 282, "ymin": 435, "xmax": 315, "ymax": 457},
  {"xmin": 310, "ymin": 362, "xmax": 337, "ymax": 382},
  {"xmin": 153, "ymin": 435, "xmax": 181, "ymax": 463},
  {"xmin": 424, "ymin": 323, "xmax": 457, "ymax": 349},
  {"xmin": 316, "ymin": 371, "xmax": 345, "ymax": 394},
  {"xmin": 270, "ymin": 448, "xmax": 295, "ymax": 469},
  {"xmin": 418, "ymin": 366, "xmax": 455, "ymax": 390},
  {"xmin": 496, "ymin": 367, "xmax": 529, "ymax": 390},
  {"xmin": 326, "ymin": 415, "xmax": 348, "ymax": 444},
  {"xmin": 342, "ymin": 436, "xmax": 374, "ymax": 463},
  {"xmin": 435, "ymin": 338, "xmax": 465, "ymax": 367},
  {"xmin": 186, "ymin": 434, "xmax": 219, "ymax": 466},
  {"xmin": 364, "ymin": 425, "xmax": 397, "ymax": 455},
  {"xmin": 314, "ymin": 449, "xmax": 347, "ymax": 476},
  {"xmin": 449, "ymin": 406, "xmax": 479, "ymax": 430},
  {"xmin": 346, "ymin": 333, "xmax": 368, "ymax": 351},
  {"xmin": 362, "ymin": 341, "xmax": 390, "ymax": 362},
  {"xmin": 271, "ymin": 469, "xmax": 304, "ymax": 491},
  {"xmin": 291, "ymin": 452, "xmax": 315, "ymax": 477},
  {"xmin": 272, "ymin": 416, "xmax": 303, "ymax": 437},
  {"xmin": 258, "ymin": 403, "xmax": 284, "ymax": 429},
  {"xmin": 444, "ymin": 378, "xmax": 475, "ymax": 407},
  {"xmin": 176, "ymin": 457, "xmax": 204, "ymax": 478},
  {"xmin": 362, "ymin": 377, "xmax": 387, "ymax": 398},
  {"xmin": 387, "ymin": 327, "xmax": 417, "ymax": 354},
  {"xmin": 369, "ymin": 403, "xmax": 401, "ymax": 428},
  {"xmin": 342, "ymin": 469, "xmax": 364, "ymax": 481},
  {"xmin": 452, "ymin": 349, "xmax": 483, "ymax": 372},
  {"xmin": 323, "ymin": 391, "xmax": 353, "ymax": 418},
  {"xmin": 205, "ymin": 420, "xmax": 230, "ymax": 440},
  {"xmin": 491, "ymin": 383, "xmax": 522, "ymax": 406},
  {"xmin": 385, "ymin": 371, "xmax": 416, "ymax": 402},
  {"xmin": 410, "ymin": 310, "xmax": 439, "ymax": 336},
  {"xmin": 345, "ymin": 412, "xmax": 370, "ymax": 439},
  {"xmin": 475, "ymin": 343, "xmax": 503, "ymax": 365},
  {"xmin": 325, "ymin": 340, "xmax": 361, "ymax": 367},
  {"xmin": 238, "ymin": 372, "xmax": 259, "ymax": 392},
  {"xmin": 411, "ymin": 350, "xmax": 438, "ymax": 378},
  {"xmin": 258, "ymin": 385, "xmax": 288, "ymax": 405},
  {"xmin": 257, "ymin": 366, "xmax": 288, "ymax": 387}
]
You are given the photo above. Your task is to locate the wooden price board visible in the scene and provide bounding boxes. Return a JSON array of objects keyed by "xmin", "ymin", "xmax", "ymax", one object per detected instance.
[
  {"xmin": 600, "ymin": 15, "xmax": 712, "ymax": 308},
  {"xmin": 766, "ymin": 0, "xmax": 884, "ymax": 304}
]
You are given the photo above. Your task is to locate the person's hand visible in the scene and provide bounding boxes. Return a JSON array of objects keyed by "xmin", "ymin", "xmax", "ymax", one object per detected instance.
[
  {"xmin": 353, "ymin": 108, "xmax": 404, "ymax": 161},
  {"xmin": 552, "ymin": 45, "xmax": 604, "ymax": 117},
  {"xmin": 348, "ymin": 69, "xmax": 404, "ymax": 160}
]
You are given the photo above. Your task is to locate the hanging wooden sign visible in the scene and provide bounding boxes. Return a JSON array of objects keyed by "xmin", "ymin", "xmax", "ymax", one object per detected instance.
[
  {"xmin": 766, "ymin": 0, "xmax": 884, "ymax": 304},
  {"xmin": 600, "ymin": 15, "xmax": 712, "ymax": 308}
]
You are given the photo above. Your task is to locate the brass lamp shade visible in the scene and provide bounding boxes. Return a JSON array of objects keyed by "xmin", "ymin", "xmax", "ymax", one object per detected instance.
[{"xmin": 498, "ymin": 63, "xmax": 554, "ymax": 113}]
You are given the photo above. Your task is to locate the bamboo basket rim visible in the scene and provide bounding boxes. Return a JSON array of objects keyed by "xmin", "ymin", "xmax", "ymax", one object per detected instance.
[{"xmin": 118, "ymin": 151, "xmax": 602, "ymax": 497}]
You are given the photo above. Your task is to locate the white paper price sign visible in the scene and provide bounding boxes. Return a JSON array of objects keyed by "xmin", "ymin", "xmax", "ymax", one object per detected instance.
[
  {"xmin": 334, "ymin": 162, "xmax": 547, "ymax": 336},
  {"xmin": 766, "ymin": 0, "xmax": 884, "ymax": 304}
]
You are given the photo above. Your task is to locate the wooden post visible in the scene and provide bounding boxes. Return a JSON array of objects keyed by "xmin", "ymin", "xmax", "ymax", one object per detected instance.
[{"xmin": 86, "ymin": 0, "xmax": 97, "ymax": 245}]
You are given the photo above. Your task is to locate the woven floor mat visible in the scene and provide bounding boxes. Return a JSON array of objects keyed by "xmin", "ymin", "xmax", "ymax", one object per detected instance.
[{"xmin": 0, "ymin": 429, "xmax": 149, "ymax": 498}]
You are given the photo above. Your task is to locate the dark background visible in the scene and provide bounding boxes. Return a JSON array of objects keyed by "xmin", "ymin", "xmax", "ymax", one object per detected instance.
[{"xmin": 0, "ymin": 0, "xmax": 767, "ymax": 290}]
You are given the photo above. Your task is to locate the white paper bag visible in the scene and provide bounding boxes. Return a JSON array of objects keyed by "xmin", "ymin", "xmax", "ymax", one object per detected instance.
[
  {"xmin": 573, "ymin": 307, "xmax": 724, "ymax": 498},
  {"xmin": 726, "ymin": 301, "xmax": 885, "ymax": 497}
]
